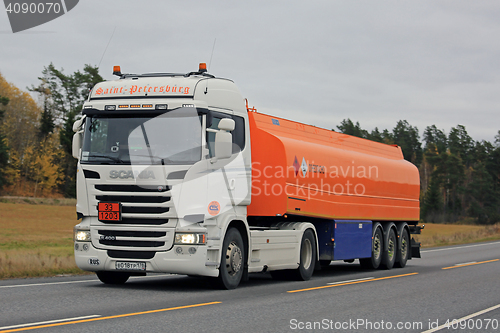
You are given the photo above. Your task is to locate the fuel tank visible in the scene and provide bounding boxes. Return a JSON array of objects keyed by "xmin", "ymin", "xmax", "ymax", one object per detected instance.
[{"xmin": 247, "ymin": 112, "xmax": 420, "ymax": 221}]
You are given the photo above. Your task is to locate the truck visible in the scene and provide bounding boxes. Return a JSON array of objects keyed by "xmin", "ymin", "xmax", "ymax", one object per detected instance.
[{"xmin": 72, "ymin": 63, "xmax": 422, "ymax": 289}]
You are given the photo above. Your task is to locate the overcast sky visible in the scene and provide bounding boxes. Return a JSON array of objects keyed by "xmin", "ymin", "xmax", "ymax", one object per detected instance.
[{"xmin": 1, "ymin": 1, "xmax": 499, "ymax": 143}]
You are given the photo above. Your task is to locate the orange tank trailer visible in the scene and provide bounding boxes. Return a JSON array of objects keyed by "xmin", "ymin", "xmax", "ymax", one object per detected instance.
[{"xmin": 247, "ymin": 111, "xmax": 420, "ymax": 222}]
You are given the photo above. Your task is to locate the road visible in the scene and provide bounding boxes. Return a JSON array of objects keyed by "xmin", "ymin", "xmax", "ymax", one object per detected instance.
[{"xmin": 1, "ymin": 241, "xmax": 499, "ymax": 333}]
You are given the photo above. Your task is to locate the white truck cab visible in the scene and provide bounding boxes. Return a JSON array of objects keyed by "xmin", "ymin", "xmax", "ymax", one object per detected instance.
[{"xmin": 72, "ymin": 64, "xmax": 310, "ymax": 289}]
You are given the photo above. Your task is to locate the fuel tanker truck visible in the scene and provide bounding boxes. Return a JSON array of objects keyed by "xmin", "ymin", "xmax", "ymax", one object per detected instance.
[{"xmin": 72, "ymin": 63, "xmax": 422, "ymax": 289}]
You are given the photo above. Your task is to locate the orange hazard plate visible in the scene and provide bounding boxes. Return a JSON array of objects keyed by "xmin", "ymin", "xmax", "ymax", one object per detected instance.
[{"xmin": 98, "ymin": 202, "xmax": 122, "ymax": 221}]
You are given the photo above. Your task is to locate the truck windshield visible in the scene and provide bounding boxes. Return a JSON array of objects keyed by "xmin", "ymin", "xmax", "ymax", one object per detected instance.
[{"xmin": 81, "ymin": 108, "xmax": 202, "ymax": 165}]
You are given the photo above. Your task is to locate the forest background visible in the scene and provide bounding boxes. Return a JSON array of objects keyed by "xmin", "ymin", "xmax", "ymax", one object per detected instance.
[{"xmin": 0, "ymin": 64, "xmax": 499, "ymax": 225}]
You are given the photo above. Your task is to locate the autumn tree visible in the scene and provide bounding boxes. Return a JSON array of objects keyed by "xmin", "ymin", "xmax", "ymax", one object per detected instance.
[
  {"xmin": 0, "ymin": 73, "xmax": 43, "ymax": 194},
  {"xmin": 0, "ymin": 94, "xmax": 9, "ymax": 189},
  {"xmin": 31, "ymin": 63, "xmax": 103, "ymax": 197}
]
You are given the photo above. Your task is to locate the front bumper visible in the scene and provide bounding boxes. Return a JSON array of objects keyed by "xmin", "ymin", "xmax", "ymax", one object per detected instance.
[{"xmin": 74, "ymin": 241, "xmax": 219, "ymax": 277}]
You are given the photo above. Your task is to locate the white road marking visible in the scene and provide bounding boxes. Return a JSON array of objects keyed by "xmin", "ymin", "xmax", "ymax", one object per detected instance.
[
  {"xmin": 327, "ymin": 277, "xmax": 374, "ymax": 285},
  {"xmin": 421, "ymin": 303, "xmax": 500, "ymax": 333},
  {"xmin": 0, "ymin": 279, "xmax": 97, "ymax": 289},
  {"xmin": 0, "ymin": 315, "xmax": 101, "ymax": 330},
  {"xmin": 0, "ymin": 274, "xmax": 173, "ymax": 289},
  {"xmin": 421, "ymin": 241, "xmax": 500, "ymax": 253},
  {"xmin": 454, "ymin": 261, "xmax": 476, "ymax": 266}
]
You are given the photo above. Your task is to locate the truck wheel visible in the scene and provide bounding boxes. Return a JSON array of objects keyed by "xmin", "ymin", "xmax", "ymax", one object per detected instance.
[
  {"xmin": 360, "ymin": 226, "xmax": 383, "ymax": 269},
  {"xmin": 216, "ymin": 228, "xmax": 245, "ymax": 290},
  {"xmin": 96, "ymin": 271, "xmax": 130, "ymax": 284},
  {"xmin": 395, "ymin": 228, "xmax": 409, "ymax": 268},
  {"xmin": 294, "ymin": 229, "xmax": 316, "ymax": 281},
  {"xmin": 381, "ymin": 228, "xmax": 397, "ymax": 269},
  {"xmin": 270, "ymin": 229, "xmax": 317, "ymax": 281}
]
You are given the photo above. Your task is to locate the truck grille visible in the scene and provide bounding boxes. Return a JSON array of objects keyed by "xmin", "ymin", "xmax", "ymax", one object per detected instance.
[
  {"xmin": 92, "ymin": 183, "xmax": 173, "ymax": 225},
  {"xmin": 89, "ymin": 181, "xmax": 176, "ymax": 251},
  {"xmin": 95, "ymin": 184, "xmax": 169, "ymax": 192},
  {"xmin": 96, "ymin": 195, "xmax": 169, "ymax": 203},
  {"xmin": 99, "ymin": 240, "xmax": 165, "ymax": 247},
  {"xmin": 114, "ymin": 218, "xmax": 169, "ymax": 225},
  {"xmin": 98, "ymin": 230, "xmax": 166, "ymax": 238},
  {"xmin": 94, "ymin": 228, "xmax": 171, "ymax": 251}
]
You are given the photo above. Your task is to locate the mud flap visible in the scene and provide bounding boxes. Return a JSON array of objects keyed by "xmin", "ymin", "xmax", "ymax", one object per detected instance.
[{"xmin": 411, "ymin": 237, "xmax": 421, "ymax": 258}]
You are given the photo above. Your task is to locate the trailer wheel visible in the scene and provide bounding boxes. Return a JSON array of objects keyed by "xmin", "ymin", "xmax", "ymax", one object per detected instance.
[
  {"xmin": 96, "ymin": 271, "xmax": 130, "ymax": 284},
  {"xmin": 360, "ymin": 226, "xmax": 383, "ymax": 269},
  {"xmin": 215, "ymin": 228, "xmax": 244, "ymax": 290},
  {"xmin": 395, "ymin": 228, "xmax": 409, "ymax": 268},
  {"xmin": 381, "ymin": 228, "xmax": 397, "ymax": 269}
]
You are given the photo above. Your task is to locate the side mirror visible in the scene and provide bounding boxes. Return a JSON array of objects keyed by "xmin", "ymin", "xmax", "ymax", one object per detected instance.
[
  {"xmin": 73, "ymin": 116, "xmax": 85, "ymax": 132},
  {"xmin": 214, "ymin": 119, "xmax": 235, "ymax": 160},
  {"xmin": 218, "ymin": 118, "xmax": 235, "ymax": 131},
  {"xmin": 72, "ymin": 133, "xmax": 82, "ymax": 159},
  {"xmin": 72, "ymin": 116, "xmax": 85, "ymax": 159}
]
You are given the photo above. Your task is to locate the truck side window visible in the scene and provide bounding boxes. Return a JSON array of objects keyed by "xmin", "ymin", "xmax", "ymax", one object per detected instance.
[{"xmin": 207, "ymin": 113, "xmax": 245, "ymax": 158}]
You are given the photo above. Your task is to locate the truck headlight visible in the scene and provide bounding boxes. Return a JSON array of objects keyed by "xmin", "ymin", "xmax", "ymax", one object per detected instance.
[
  {"xmin": 74, "ymin": 228, "xmax": 91, "ymax": 242},
  {"xmin": 174, "ymin": 233, "xmax": 206, "ymax": 245}
]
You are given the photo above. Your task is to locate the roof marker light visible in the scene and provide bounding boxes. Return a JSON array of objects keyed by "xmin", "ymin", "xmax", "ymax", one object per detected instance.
[
  {"xmin": 113, "ymin": 66, "xmax": 122, "ymax": 76},
  {"xmin": 105, "ymin": 105, "xmax": 116, "ymax": 111},
  {"xmin": 155, "ymin": 104, "xmax": 168, "ymax": 110}
]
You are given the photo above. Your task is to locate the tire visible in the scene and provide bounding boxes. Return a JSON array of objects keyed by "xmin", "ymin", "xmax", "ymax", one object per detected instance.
[
  {"xmin": 381, "ymin": 228, "xmax": 397, "ymax": 270},
  {"xmin": 360, "ymin": 226, "xmax": 383, "ymax": 269},
  {"xmin": 293, "ymin": 229, "xmax": 316, "ymax": 281},
  {"xmin": 215, "ymin": 228, "xmax": 245, "ymax": 290},
  {"xmin": 395, "ymin": 228, "xmax": 409, "ymax": 268},
  {"xmin": 96, "ymin": 271, "xmax": 130, "ymax": 284},
  {"xmin": 270, "ymin": 229, "xmax": 317, "ymax": 281}
]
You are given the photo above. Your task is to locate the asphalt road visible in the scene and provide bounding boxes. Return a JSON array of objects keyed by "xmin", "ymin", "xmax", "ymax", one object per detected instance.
[{"xmin": 1, "ymin": 241, "xmax": 499, "ymax": 333}]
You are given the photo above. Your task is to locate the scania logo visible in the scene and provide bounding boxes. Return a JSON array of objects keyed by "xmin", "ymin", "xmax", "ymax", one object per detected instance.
[{"xmin": 109, "ymin": 170, "xmax": 156, "ymax": 179}]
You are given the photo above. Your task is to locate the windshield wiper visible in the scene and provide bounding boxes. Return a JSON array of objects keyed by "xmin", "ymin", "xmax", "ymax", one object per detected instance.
[
  {"xmin": 88, "ymin": 154, "xmax": 127, "ymax": 163},
  {"xmin": 130, "ymin": 154, "xmax": 174, "ymax": 165}
]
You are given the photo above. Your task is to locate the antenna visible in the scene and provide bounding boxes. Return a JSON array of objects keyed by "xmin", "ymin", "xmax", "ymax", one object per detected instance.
[
  {"xmin": 208, "ymin": 38, "xmax": 217, "ymax": 71},
  {"xmin": 205, "ymin": 38, "xmax": 217, "ymax": 94},
  {"xmin": 98, "ymin": 26, "xmax": 116, "ymax": 71}
]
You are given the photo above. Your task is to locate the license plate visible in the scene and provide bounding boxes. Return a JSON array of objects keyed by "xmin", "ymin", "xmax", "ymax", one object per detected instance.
[
  {"xmin": 115, "ymin": 261, "xmax": 146, "ymax": 271},
  {"xmin": 98, "ymin": 202, "xmax": 121, "ymax": 222}
]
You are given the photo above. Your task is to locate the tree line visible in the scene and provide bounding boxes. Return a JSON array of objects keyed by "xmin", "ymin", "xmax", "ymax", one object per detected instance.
[
  {"xmin": 1, "ymin": 64, "xmax": 499, "ymax": 224},
  {"xmin": 0, "ymin": 64, "xmax": 102, "ymax": 197},
  {"xmin": 336, "ymin": 119, "xmax": 500, "ymax": 224}
]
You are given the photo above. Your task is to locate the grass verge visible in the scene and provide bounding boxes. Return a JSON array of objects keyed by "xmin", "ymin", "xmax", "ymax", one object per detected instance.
[
  {"xmin": 0, "ymin": 202, "xmax": 88, "ymax": 279},
  {"xmin": 413, "ymin": 222, "xmax": 500, "ymax": 248}
]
